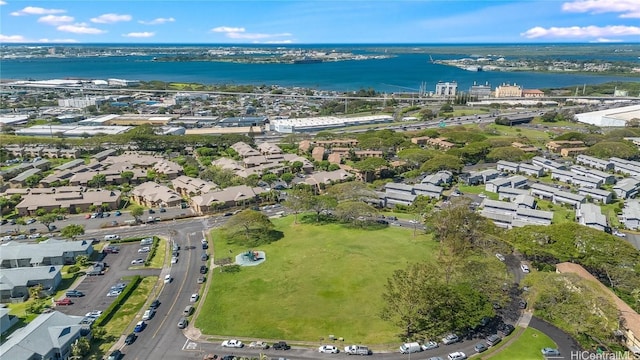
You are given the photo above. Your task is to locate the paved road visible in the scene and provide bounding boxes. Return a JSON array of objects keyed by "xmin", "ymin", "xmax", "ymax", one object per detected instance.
[{"xmin": 529, "ymin": 317, "xmax": 581, "ymax": 359}]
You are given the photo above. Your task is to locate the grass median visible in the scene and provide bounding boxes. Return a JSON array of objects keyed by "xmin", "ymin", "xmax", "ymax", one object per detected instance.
[
  {"xmin": 487, "ymin": 327, "xmax": 556, "ymax": 360},
  {"xmin": 198, "ymin": 216, "xmax": 438, "ymax": 344}
]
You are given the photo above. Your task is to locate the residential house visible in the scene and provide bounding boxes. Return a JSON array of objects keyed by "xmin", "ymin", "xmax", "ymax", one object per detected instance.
[
  {"xmin": 545, "ymin": 140, "xmax": 585, "ymax": 153},
  {"xmin": 354, "ymin": 150, "xmax": 383, "ymax": 159},
  {"xmin": 576, "ymin": 155, "xmax": 614, "ymax": 171},
  {"xmin": 571, "ymin": 166, "xmax": 616, "ymax": 185},
  {"xmin": 421, "ymin": 170, "xmax": 453, "ymax": 186},
  {"xmin": 8, "ymin": 168, "xmax": 42, "ymax": 188},
  {"xmin": 578, "ymin": 187, "xmax": 613, "ymax": 204},
  {"xmin": 465, "ymin": 169, "xmax": 499, "ymax": 185},
  {"xmin": 513, "ymin": 208, "xmax": 553, "ymax": 226},
  {"xmin": 257, "ymin": 142, "xmax": 282, "ymax": 155},
  {"xmin": 231, "ymin": 142, "xmax": 260, "ymax": 158},
  {"xmin": 571, "ymin": 174, "xmax": 602, "ymax": 189},
  {"xmin": 426, "ymin": 137, "xmax": 455, "ymax": 150},
  {"xmin": 383, "ymin": 183, "xmax": 417, "ymax": 208},
  {"xmin": 171, "ymin": 175, "xmax": 217, "ymax": 197},
  {"xmin": 555, "ymin": 262, "xmax": 640, "ymax": 355},
  {"xmin": 298, "ymin": 139, "xmax": 312, "ymax": 153},
  {"xmin": 576, "ymin": 203, "xmax": 608, "ymax": 232},
  {"xmin": 518, "ymin": 163, "xmax": 544, "ymax": 177},
  {"xmin": 0, "ymin": 266, "xmax": 62, "ymax": 302},
  {"xmin": 411, "ymin": 136, "xmax": 432, "ymax": 146},
  {"xmin": 131, "ymin": 182, "xmax": 182, "ymax": 208},
  {"xmin": 15, "ymin": 189, "xmax": 121, "ymax": 216},
  {"xmin": 92, "ymin": 148, "xmax": 117, "ymax": 161},
  {"xmin": 315, "ymin": 139, "xmax": 358, "ymax": 148},
  {"xmin": 153, "ymin": 159, "xmax": 183, "ymax": 179},
  {"xmin": 311, "ymin": 146, "xmax": 325, "ymax": 161},
  {"xmin": 0, "ymin": 239, "xmax": 94, "ymax": 269},
  {"xmin": 514, "ymin": 194, "xmax": 537, "ymax": 209},
  {"xmin": 507, "ymin": 175, "xmax": 528, "ymax": 189},
  {"xmin": 498, "ymin": 187, "xmax": 529, "ymax": 201},
  {"xmin": 54, "ymin": 159, "xmax": 85, "ymax": 172},
  {"xmin": 479, "ymin": 198, "xmax": 552, "ymax": 228},
  {"xmin": 610, "ymin": 157, "xmax": 640, "ymax": 177},
  {"xmin": 486, "ymin": 177, "xmax": 512, "ymax": 193},
  {"xmin": 511, "ymin": 142, "xmax": 538, "ymax": 153},
  {"xmin": 621, "ymin": 200, "xmax": 640, "ymax": 230},
  {"xmin": 413, "ymin": 183, "xmax": 444, "ymax": 198},
  {"xmin": 614, "ymin": 177, "xmax": 640, "ymax": 199},
  {"xmin": 190, "ymin": 185, "xmax": 267, "ymax": 213},
  {"xmin": 0, "ymin": 308, "xmax": 18, "ymax": 335},
  {"xmin": 0, "ymin": 311, "xmax": 86, "ymax": 359},
  {"xmin": 532, "ymin": 156, "xmax": 568, "ymax": 172},
  {"xmin": 550, "ymin": 169, "xmax": 575, "ymax": 183},
  {"xmin": 560, "ymin": 147, "xmax": 588, "ymax": 157},
  {"xmin": 480, "ymin": 199, "xmax": 517, "ymax": 214},
  {"xmin": 529, "ymin": 183, "xmax": 586, "ymax": 208},
  {"xmin": 304, "ymin": 169, "xmax": 354, "ymax": 191},
  {"xmin": 496, "ymin": 160, "xmax": 519, "ymax": 173}
]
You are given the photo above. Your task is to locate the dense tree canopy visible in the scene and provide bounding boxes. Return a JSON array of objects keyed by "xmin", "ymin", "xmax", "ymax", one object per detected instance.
[{"xmin": 585, "ymin": 141, "xmax": 639, "ymax": 160}]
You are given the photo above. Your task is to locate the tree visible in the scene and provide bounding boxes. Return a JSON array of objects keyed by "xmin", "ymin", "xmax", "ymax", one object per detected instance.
[
  {"xmin": 75, "ymin": 255, "xmax": 90, "ymax": 267},
  {"xmin": 221, "ymin": 210, "xmax": 275, "ymax": 246},
  {"xmin": 121, "ymin": 171, "xmax": 134, "ymax": 184},
  {"xmin": 308, "ymin": 194, "xmax": 338, "ymax": 222},
  {"xmin": 419, "ymin": 154, "xmax": 463, "ymax": 173},
  {"xmin": 25, "ymin": 174, "xmax": 43, "ymax": 188},
  {"xmin": 130, "ymin": 205, "xmax": 144, "ymax": 223},
  {"xmin": 281, "ymin": 172, "xmax": 295, "ymax": 184},
  {"xmin": 353, "ymin": 157, "xmax": 388, "ymax": 182},
  {"xmin": 486, "ymin": 146, "xmax": 526, "ymax": 162},
  {"xmin": 327, "ymin": 181, "xmax": 377, "ymax": 202},
  {"xmin": 585, "ymin": 141, "xmax": 639, "ymax": 160},
  {"xmin": 28, "ymin": 283, "xmax": 43, "ymax": 300},
  {"xmin": 261, "ymin": 173, "xmax": 278, "ymax": 186},
  {"xmin": 61, "ymin": 224, "xmax": 85, "ymax": 240},
  {"xmin": 38, "ymin": 213, "xmax": 58, "ymax": 231},
  {"xmin": 284, "ymin": 188, "xmax": 313, "ymax": 224},
  {"xmin": 291, "ymin": 161, "xmax": 304, "ymax": 173},
  {"xmin": 70, "ymin": 337, "xmax": 91, "ymax": 359},
  {"xmin": 88, "ymin": 173, "xmax": 107, "ymax": 188},
  {"xmin": 334, "ymin": 201, "xmax": 377, "ymax": 226}
]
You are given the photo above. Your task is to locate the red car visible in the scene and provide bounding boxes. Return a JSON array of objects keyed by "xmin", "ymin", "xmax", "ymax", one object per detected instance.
[{"xmin": 55, "ymin": 298, "xmax": 73, "ymax": 306}]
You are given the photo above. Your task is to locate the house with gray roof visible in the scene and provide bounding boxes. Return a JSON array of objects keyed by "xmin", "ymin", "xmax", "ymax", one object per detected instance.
[
  {"xmin": 0, "ymin": 239, "xmax": 93, "ymax": 269},
  {"xmin": 571, "ymin": 174, "xmax": 602, "ymax": 189},
  {"xmin": 485, "ymin": 177, "xmax": 512, "ymax": 193},
  {"xmin": 0, "ymin": 265, "xmax": 62, "ymax": 302},
  {"xmin": 421, "ymin": 170, "xmax": 453, "ymax": 186},
  {"xmin": 514, "ymin": 208, "xmax": 553, "ymax": 226},
  {"xmin": 610, "ymin": 157, "xmax": 640, "ymax": 177},
  {"xmin": 614, "ymin": 177, "xmax": 640, "ymax": 199},
  {"xmin": 552, "ymin": 190, "xmax": 586, "ymax": 208},
  {"xmin": 576, "ymin": 155, "xmax": 613, "ymax": 171},
  {"xmin": 8, "ymin": 168, "xmax": 42, "ymax": 188},
  {"xmin": 496, "ymin": 160, "xmax": 519, "ymax": 173},
  {"xmin": 1, "ymin": 308, "xmax": 18, "ymax": 335},
  {"xmin": 480, "ymin": 199, "xmax": 517, "ymax": 214},
  {"xmin": 0, "ymin": 311, "xmax": 86, "ymax": 359},
  {"xmin": 413, "ymin": 183, "xmax": 444, "ymax": 198},
  {"xmin": 518, "ymin": 163, "xmax": 544, "ymax": 177},
  {"xmin": 576, "ymin": 203, "xmax": 608, "ymax": 232},
  {"xmin": 498, "ymin": 187, "xmax": 529, "ymax": 201},
  {"xmin": 92, "ymin": 148, "xmax": 117, "ymax": 161},
  {"xmin": 465, "ymin": 169, "xmax": 499, "ymax": 185},
  {"xmin": 479, "ymin": 198, "xmax": 552, "ymax": 228},
  {"xmin": 551, "ymin": 169, "xmax": 575, "ymax": 183},
  {"xmin": 508, "ymin": 175, "xmax": 528, "ymax": 189},
  {"xmin": 621, "ymin": 200, "xmax": 640, "ymax": 230},
  {"xmin": 529, "ymin": 183, "xmax": 557, "ymax": 200},
  {"xmin": 532, "ymin": 156, "xmax": 568, "ymax": 172},
  {"xmin": 570, "ymin": 165, "xmax": 616, "ymax": 185},
  {"xmin": 578, "ymin": 187, "xmax": 613, "ymax": 204},
  {"xmin": 382, "ymin": 182, "xmax": 443, "ymax": 208},
  {"xmin": 514, "ymin": 194, "xmax": 537, "ymax": 209}
]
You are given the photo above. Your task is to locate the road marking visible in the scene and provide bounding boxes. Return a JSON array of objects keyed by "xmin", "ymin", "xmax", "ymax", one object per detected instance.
[{"xmin": 182, "ymin": 338, "xmax": 191, "ymax": 350}]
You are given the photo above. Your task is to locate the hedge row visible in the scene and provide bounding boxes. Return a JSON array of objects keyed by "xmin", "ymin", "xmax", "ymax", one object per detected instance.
[
  {"xmin": 144, "ymin": 237, "xmax": 160, "ymax": 266},
  {"xmin": 111, "ymin": 236, "xmax": 147, "ymax": 244},
  {"xmin": 94, "ymin": 275, "xmax": 141, "ymax": 327}
]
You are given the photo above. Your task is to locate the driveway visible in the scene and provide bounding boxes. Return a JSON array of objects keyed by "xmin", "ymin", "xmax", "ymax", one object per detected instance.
[{"xmin": 529, "ymin": 316, "xmax": 581, "ymax": 359}]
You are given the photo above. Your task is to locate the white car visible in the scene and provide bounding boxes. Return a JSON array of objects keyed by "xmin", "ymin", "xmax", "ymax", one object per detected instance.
[
  {"xmin": 138, "ymin": 247, "xmax": 150, "ymax": 253},
  {"xmin": 171, "ymin": 256, "xmax": 178, "ymax": 264},
  {"xmin": 164, "ymin": 274, "xmax": 171, "ymax": 284},
  {"xmin": 613, "ymin": 230, "xmax": 626, "ymax": 238},
  {"xmin": 106, "ymin": 289, "xmax": 121, "ymax": 297},
  {"xmin": 85, "ymin": 310, "xmax": 103, "ymax": 318},
  {"xmin": 190, "ymin": 293, "xmax": 199, "ymax": 302},
  {"xmin": 142, "ymin": 309, "xmax": 155, "ymax": 320},
  {"xmin": 221, "ymin": 339, "xmax": 244, "ymax": 348},
  {"xmin": 249, "ymin": 341, "xmax": 269, "ymax": 349},
  {"xmin": 521, "ymin": 264, "xmax": 530, "ymax": 273},
  {"xmin": 131, "ymin": 258, "xmax": 144, "ymax": 265},
  {"xmin": 319, "ymin": 345, "xmax": 339, "ymax": 353},
  {"xmin": 442, "ymin": 334, "xmax": 459, "ymax": 345},
  {"xmin": 448, "ymin": 351, "xmax": 467, "ymax": 360}
]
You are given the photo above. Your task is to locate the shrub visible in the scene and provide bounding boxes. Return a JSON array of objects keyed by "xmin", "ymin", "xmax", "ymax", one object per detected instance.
[{"xmin": 67, "ymin": 265, "xmax": 80, "ymax": 273}]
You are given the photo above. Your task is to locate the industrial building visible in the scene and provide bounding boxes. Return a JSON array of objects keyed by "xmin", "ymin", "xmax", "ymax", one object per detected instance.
[
  {"xmin": 574, "ymin": 104, "xmax": 640, "ymax": 127},
  {"xmin": 271, "ymin": 115, "xmax": 393, "ymax": 133}
]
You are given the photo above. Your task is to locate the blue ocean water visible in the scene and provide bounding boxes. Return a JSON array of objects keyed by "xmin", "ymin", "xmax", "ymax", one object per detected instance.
[{"xmin": 1, "ymin": 44, "xmax": 638, "ymax": 93}]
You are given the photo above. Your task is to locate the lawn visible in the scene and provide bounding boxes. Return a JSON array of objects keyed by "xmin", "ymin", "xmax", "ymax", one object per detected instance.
[
  {"xmin": 457, "ymin": 184, "xmax": 499, "ymax": 200},
  {"xmin": 199, "ymin": 216, "xmax": 438, "ymax": 344},
  {"xmin": 488, "ymin": 327, "xmax": 557, "ymax": 360},
  {"xmin": 100, "ymin": 276, "xmax": 157, "ymax": 352}
]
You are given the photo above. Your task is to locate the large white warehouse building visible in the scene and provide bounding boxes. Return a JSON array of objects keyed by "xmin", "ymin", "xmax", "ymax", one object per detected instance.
[{"xmin": 575, "ymin": 105, "xmax": 640, "ymax": 127}]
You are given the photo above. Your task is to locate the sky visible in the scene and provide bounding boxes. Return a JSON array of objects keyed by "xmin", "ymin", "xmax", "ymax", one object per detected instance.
[{"xmin": 1, "ymin": 0, "xmax": 639, "ymax": 44}]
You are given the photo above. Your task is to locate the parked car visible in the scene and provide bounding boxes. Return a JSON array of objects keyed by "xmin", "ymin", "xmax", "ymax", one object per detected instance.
[
  {"xmin": 319, "ymin": 345, "xmax": 339, "ymax": 353},
  {"xmin": 138, "ymin": 246, "xmax": 150, "ymax": 253},
  {"xmin": 201, "ymin": 252, "xmax": 209, "ymax": 261},
  {"xmin": 474, "ymin": 343, "xmax": 487, "ymax": 353},
  {"xmin": 273, "ymin": 341, "xmax": 291, "ymax": 350},
  {"xmin": 111, "ymin": 283, "xmax": 127, "ymax": 290},
  {"xmin": 197, "ymin": 276, "xmax": 206, "ymax": 284},
  {"xmin": 142, "ymin": 309, "xmax": 155, "ymax": 320},
  {"xmin": 422, "ymin": 341, "xmax": 439, "ymax": 350},
  {"xmin": 131, "ymin": 258, "xmax": 145, "ymax": 265},
  {"xmin": 500, "ymin": 324, "xmax": 515, "ymax": 336},
  {"xmin": 114, "ymin": 210, "xmax": 122, "ymax": 216},
  {"xmin": 164, "ymin": 274, "xmax": 172, "ymax": 284},
  {"xmin": 107, "ymin": 350, "xmax": 122, "ymax": 360},
  {"xmin": 541, "ymin": 348, "xmax": 560, "ymax": 356},
  {"xmin": 221, "ymin": 339, "xmax": 244, "ymax": 348},
  {"xmin": 344, "ymin": 345, "xmax": 369, "ymax": 355},
  {"xmin": 26, "ymin": 218, "xmax": 36, "ymax": 225},
  {"xmin": 177, "ymin": 317, "xmax": 188, "ymax": 329},
  {"xmin": 249, "ymin": 341, "xmax": 270, "ymax": 349},
  {"xmin": 85, "ymin": 310, "xmax": 103, "ymax": 318},
  {"xmin": 150, "ymin": 299, "xmax": 160, "ymax": 309},
  {"xmin": 55, "ymin": 298, "xmax": 73, "ymax": 306},
  {"xmin": 65, "ymin": 290, "xmax": 84, "ymax": 297},
  {"xmin": 486, "ymin": 334, "xmax": 502, "ymax": 346},
  {"xmin": 521, "ymin": 264, "xmax": 530, "ymax": 273},
  {"xmin": 200, "ymin": 265, "xmax": 207, "ymax": 274},
  {"xmin": 134, "ymin": 321, "xmax": 145, "ymax": 333},
  {"xmin": 160, "ymin": 207, "xmax": 167, "ymax": 213},
  {"xmin": 171, "ymin": 256, "xmax": 178, "ymax": 264},
  {"xmin": 447, "ymin": 352, "xmax": 467, "ymax": 360},
  {"xmin": 107, "ymin": 289, "xmax": 122, "ymax": 297},
  {"xmin": 519, "ymin": 299, "xmax": 528, "ymax": 309},
  {"xmin": 190, "ymin": 293, "xmax": 199, "ymax": 302},
  {"xmin": 442, "ymin": 334, "xmax": 459, "ymax": 345},
  {"xmin": 124, "ymin": 333, "xmax": 137, "ymax": 345}
]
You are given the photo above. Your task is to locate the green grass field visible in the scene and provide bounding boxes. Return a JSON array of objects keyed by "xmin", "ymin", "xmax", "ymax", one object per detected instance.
[
  {"xmin": 488, "ymin": 327, "xmax": 557, "ymax": 360},
  {"xmin": 199, "ymin": 217, "xmax": 438, "ymax": 344}
]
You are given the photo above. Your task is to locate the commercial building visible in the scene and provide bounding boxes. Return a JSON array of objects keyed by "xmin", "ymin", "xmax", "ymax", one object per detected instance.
[
  {"xmin": 435, "ymin": 81, "xmax": 457, "ymax": 97},
  {"xmin": 271, "ymin": 115, "xmax": 393, "ymax": 133},
  {"xmin": 469, "ymin": 82, "xmax": 492, "ymax": 98},
  {"xmin": 574, "ymin": 104, "xmax": 640, "ymax": 127},
  {"xmin": 494, "ymin": 83, "xmax": 523, "ymax": 98}
]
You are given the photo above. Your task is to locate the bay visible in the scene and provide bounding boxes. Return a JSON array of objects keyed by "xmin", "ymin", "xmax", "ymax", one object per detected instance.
[{"xmin": 1, "ymin": 45, "xmax": 637, "ymax": 93}]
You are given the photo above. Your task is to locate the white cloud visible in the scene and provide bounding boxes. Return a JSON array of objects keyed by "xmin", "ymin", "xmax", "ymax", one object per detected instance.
[
  {"xmin": 0, "ymin": 1, "xmax": 7, "ymax": 5},
  {"xmin": 123, "ymin": 32, "xmax": 155, "ymax": 38},
  {"xmin": 38, "ymin": 15, "xmax": 74, "ymax": 25},
  {"xmin": 57, "ymin": 23, "xmax": 106, "ymax": 34},
  {"xmin": 139, "ymin": 17, "xmax": 175, "ymax": 25},
  {"xmin": 90, "ymin": 13, "xmax": 131, "ymax": 24},
  {"xmin": 562, "ymin": 0, "xmax": 640, "ymax": 18},
  {"xmin": 11, "ymin": 6, "xmax": 65, "ymax": 16},
  {"xmin": 589, "ymin": 37, "xmax": 623, "ymax": 43},
  {"xmin": 226, "ymin": 32, "xmax": 292, "ymax": 40},
  {"xmin": 211, "ymin": 26, "xmax": 246, "ymax": 33},
  {"xmin": 261, "ymin": 40, "xmax": 294, "ymax": 44},
  {"xmin": 37, "ymin": 38, "xmax": 78, "ymax": 43},
  {"xmin": 0, "ymin": 34, "xmax": 26, "ymax": 42},
  {"xmin": 521, "ymin": 25, "xmax": 640, "ymax": 39}
]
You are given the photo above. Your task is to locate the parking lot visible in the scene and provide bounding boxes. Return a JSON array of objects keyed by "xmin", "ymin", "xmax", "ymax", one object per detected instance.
[{"xmin": 54, "ymin": 241, "xmax": 162, "ymax": 319}]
